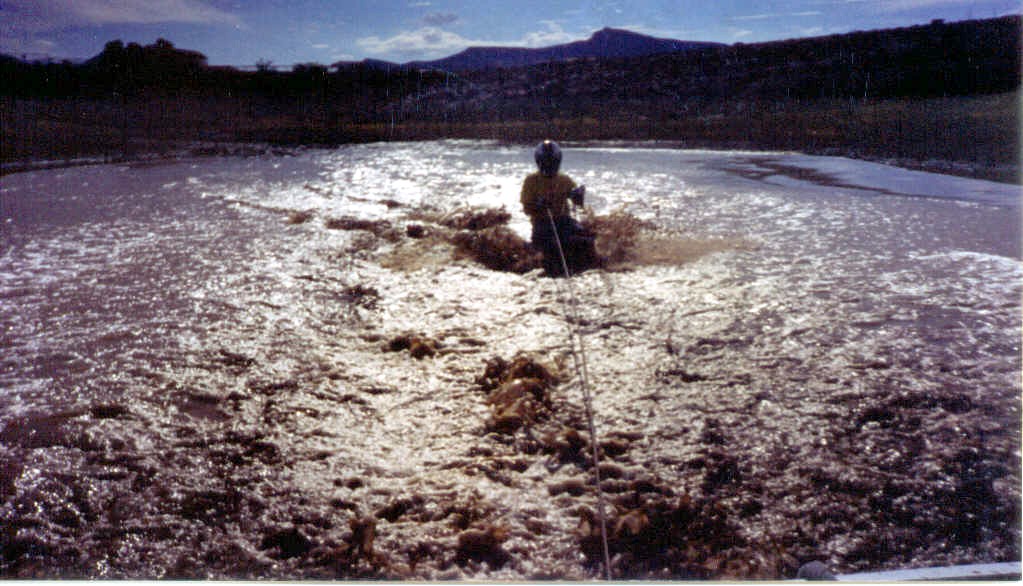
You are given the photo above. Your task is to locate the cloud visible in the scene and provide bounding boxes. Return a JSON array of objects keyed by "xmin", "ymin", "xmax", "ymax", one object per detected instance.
[
  {"xmin": 731, "ymin": 10, "xmax": 823, "ymax": 21},
  {"xmin": 730, "ymin": 14, "xmax": 775, "ymax": 21},
  {"xmin": 4, "ymin": 0, "xmax": 242, "ymax": 32},
  {"xmin": 421, "ymin": 12, "xmax": 459, "ymax": 27},
  {"xmin": 357, "ymin": 26, "xmax": 476, "ymax": 59},
  {"xmin": 310, "ymin": 43, "xmax": 358, "ymax": 64},
  {"xmin": 520, "ymin": 21, "xmax": 577, "ymax": 47},
  {"xmin": 357, "ymin": 20, "xmax": 581, "ymax": 61},
  {"xmin": 0, "ymin": 35, "xmax": 57, "ymax": 58}
]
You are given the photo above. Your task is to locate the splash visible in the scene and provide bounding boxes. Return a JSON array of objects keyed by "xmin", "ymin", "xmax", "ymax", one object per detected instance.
[
  {"xmin": 582, "ymin": 208, "xmax": 746, "ymax": 270},
  {"xmin": 381, "ymin": 207, "xmax": 541, "ymax": 274},
  {"xmin": 381, "ymin": 205, "xmax": 737, "ymax": 276}
]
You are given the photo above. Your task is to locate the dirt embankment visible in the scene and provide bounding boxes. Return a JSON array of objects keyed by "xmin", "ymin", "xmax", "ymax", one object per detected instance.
[{"xmin": 3, "ymin": 92, "xmax": 1019, "ymax": 184}]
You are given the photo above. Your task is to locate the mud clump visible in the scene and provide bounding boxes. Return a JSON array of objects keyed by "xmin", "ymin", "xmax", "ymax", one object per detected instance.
[
  {"xmin": 578, "ymin": 485, "xmax": 789, "ymax": 579},
  {"xmin": 405, "ymin": 224, "xmax": 427, "ymax": 238},
  {"xmin": 476, "ymin": 355, "xmax": 560, "ymax": 392},
  {"xmin": 486, "ymin": 378, "xmax": 550, "ymax": 433},
  {"xmin": 411, "ymin": 206, "xmax": 542, "ymax": 274},
  {"xmin": 455, "ymin": 524, "xmax": 510, "ymax": 568},
  {"xmin": 287, "ymin": 210, "xmax": 314, "ymax": 225},
  {"xmin": 549, "ymin": 477, "xmax": 588, "ymax": 497},
  {"xmin": 310, "ymin": 516, "xmax": 380, "ymax": 576},
  {"xmin": 473, "ymin": 354, "xmax": 610, "ymax": 471},
  {"xmin": 452, "ymin": 227, "xmax": 542, "ymax": 274},
  {"xmin": 324, "ymin": 216, "xmax": 400, "ymax": 241},
  {"xmin": 260, "ymin": 526, "xmax": 314, "ymax": 559},
  {"xmin": 340, "ymin": 284, "xmax": 380, "ymax": 310},
  {"xmin": 89, "ymin": 404, "xmax": 130, "ymax": 419},
  {"xmin": 215, "ymin": 348, "xmax": 256, "ymax": 371},
  {"xmin": 541, "ymin": 427, "xmax": 595, "ymax": 470},
  {"xmin": 475, "ymin": 355, "xmax": 561, "ymax": 434},
  {"xmin": 349, "ymin": 516, "xmax": 376, "ymax": 557},
  {"xmin": 390, "ymin": 206, "xmax": 543, "ymax": 274},
  {"xmin": 383, "ymin": 334, "xmax": 439, "ymax": 359},
  {"xmin": 376, "ymin": 496, "xmax": 424, "ymax": 522},
  {"xmin": 441, "ymin": 207, "xmax": 512, "ymax": 231},
  {"xmin": 330, "ymin": 515, "xmax": 377, "ymax": 564}
]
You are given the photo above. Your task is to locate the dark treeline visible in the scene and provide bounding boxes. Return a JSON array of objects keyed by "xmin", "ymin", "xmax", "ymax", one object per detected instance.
[
  {"xmin": 1, "ymin": 38, "xmax": 451, "ymax": 112},
  {"xmin": 0, "ymin": 38, "xmax": 456, "ymax": 161}
]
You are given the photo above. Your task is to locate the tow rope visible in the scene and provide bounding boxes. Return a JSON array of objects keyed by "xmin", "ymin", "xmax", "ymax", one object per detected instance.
[{"xmin": 546, "ymin": 209, "xmax": 613, "ymax": 580}]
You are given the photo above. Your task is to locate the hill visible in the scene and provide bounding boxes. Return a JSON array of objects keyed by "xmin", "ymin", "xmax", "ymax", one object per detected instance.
[
  {"xmin": 424, "ymin": 16, "xmax": 1020, "ymax": 116},
  {"xmin": 406, "ymin": 27, "xmax": 723, "ymax": 72}
]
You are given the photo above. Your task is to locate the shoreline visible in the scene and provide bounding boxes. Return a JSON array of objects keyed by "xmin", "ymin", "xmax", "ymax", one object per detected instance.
[{"xmin": 2, "ymin": 138, "xmax": 1018, "ymax": 186}]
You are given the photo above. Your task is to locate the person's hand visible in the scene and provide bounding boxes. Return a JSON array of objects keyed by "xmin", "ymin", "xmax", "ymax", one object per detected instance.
[{"xmin": 570, "ymin": 185, "xmax": 586, "ymax": 206}]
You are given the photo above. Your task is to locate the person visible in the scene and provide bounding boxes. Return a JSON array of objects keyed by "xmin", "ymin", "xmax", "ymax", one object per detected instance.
[{"xmin": 520, "ymin": 140, "xmax": 599, "ymax": 277}]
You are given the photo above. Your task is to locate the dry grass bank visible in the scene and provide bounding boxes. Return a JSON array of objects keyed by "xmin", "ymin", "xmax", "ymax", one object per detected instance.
[{"xmin": 2, "ymin": 92, "xmax": 1018, "ymax": 182}]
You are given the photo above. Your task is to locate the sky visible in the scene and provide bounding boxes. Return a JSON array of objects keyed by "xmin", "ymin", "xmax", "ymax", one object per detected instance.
[{"xmin": 2, "ymin": 0, "xmax": 1020, "ymax": 67}]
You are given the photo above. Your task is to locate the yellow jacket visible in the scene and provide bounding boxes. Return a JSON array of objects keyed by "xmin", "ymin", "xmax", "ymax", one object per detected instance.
[{"xmin": 520, "ymin": 172, "xmax": 577, "ymax": 221}]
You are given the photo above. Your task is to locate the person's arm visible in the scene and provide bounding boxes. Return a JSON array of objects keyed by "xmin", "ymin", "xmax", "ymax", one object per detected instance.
[
  {"xmin": 521, "ymin": 176, "xmax": 545, "ymax": 218},
  {"xmin": 560, "ymin": 176, "xmax": 585, "ymax": 209}
]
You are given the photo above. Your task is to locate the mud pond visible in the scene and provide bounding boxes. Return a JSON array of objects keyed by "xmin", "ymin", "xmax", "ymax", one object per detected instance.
[{"xmin": 0, "ymin": 141, "xmax": 1019, "ymax": 579}]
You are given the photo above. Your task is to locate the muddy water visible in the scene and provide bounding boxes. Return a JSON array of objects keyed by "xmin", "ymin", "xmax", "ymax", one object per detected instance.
[{"xmin": 0, "ymin": 141, "xmax": 1019, "ymax": 579}]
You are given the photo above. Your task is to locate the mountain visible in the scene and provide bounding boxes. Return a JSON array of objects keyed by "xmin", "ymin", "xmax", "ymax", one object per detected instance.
[
  {"xmin": 332, "ymin": 58, "xmax": 403, "ymax": 72},
  {"xmin": 405, "ymin": 27, "xmax": 723, "ymax": 72}
]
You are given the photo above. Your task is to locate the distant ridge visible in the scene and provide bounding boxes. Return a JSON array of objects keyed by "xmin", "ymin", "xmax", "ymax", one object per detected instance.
[
  {"xmin": 402, "ymin": 27, "xmax": 723, "ymax": 72},
  {"xmin": 333, "ymin": 57, "xmax": 403, "ymax": 71}
]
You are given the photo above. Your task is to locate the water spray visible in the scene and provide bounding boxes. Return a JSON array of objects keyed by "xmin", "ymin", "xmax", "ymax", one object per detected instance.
[{"xmin": 546, "ymin": 208, "xmax": 613, "ymax": 581}]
